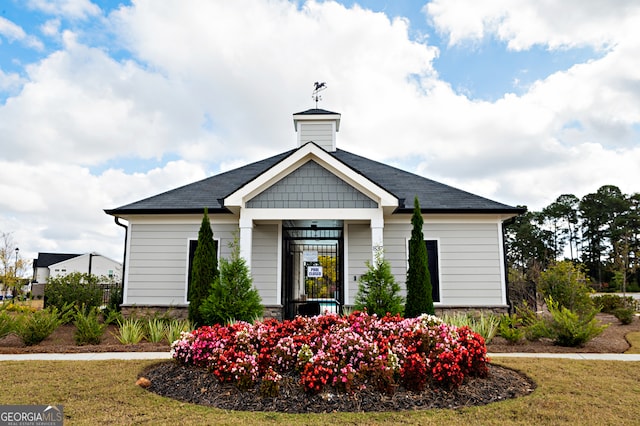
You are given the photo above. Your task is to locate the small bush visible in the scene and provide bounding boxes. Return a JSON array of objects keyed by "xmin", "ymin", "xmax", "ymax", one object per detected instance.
[
  {"xmin": 146, "ymin": 318, "xmax": 168, "ymax": 343},
  {"xmin": 74, "ymin": 306, "xmax": 108, "ymax": 345},
  {"xmin": 15, "ymin": 307, "xmax": 66, "ymax": 346},
  {"xmin": 165, "ymin": 319, "xmax": 194, "ymax": 343},
  {"xmin": 539, "ymin": 261, "xmax": 594, "ymax": 315},
  {"xmin": 115, "ymin": 318, "xmax": 146, "ymax": 344},
  {"xmin": 515, "ymin": 303, "xmax": 553, "ymax": 341},
  {"xmin": 592, "ymin": 294, "xmax": 634, "ymax": 314},
  {"xmin": 547, "ymin": 297, "xmax": 607, "ymax": 347},
  {"xmin": 200, "ymin": 237, "xmax": 263, "ymax": 325},
  {"xmin": 499, "ymin": 314, "xmax": 524, "ymax": 344},
  {"xmin": 441, "ymin": 312, "xmax": 500, "ymax": 344},
  {"xmin": 354, "ymin": 248, "xmax": 404, "ymax": 317},
  {"xmin": 613, "ymin": 308, "xmax": 635, "ymax": 325},
  {"xmin": 0, "ymin": 311, "xmax": 14, "ymax": 339},
  {"xmin": 45, "ymin": 272, "xmax": 104, "ymax": 311}
]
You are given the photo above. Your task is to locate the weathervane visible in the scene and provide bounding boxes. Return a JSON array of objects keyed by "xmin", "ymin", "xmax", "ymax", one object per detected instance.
[{"xmin": 312, "ymin": 81, "xmax": 326, "ymax": 108}]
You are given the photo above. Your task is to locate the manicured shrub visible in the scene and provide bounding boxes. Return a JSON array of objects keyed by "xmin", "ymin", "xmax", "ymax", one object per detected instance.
[
  {"xmin": 165, "ymin": 319, "xmax": 194, "ymax": 344},
  {"xmin": 199, "ymin": 237, "xmax": 262, "ymax": 325},
  {"xmin": 498, "ymin": 313, "xmax": 524, "ymax": 344},
  {"xmin": 613, "ymin": 307, "xmax": 635, "ymax": 325},
  {"xmin": 14, "ymin": 307, "xmax": 68, "ymax": 346},
  {"xmin": 44, "ymin": 272, "xmax": 103, "ymax": 312},
  {"xmin": 354, "ymin": 247, "xmax": 404, "ymax": 317},
  {"xmin": 592, "ymin": 294, "xmax": 634, "ymax": 314},
  {"xmin": 441, "ymin": 312, "xmax": 500, "ymax": 344},
  {"xmin": 74, "ymin": 306, "xmax": 107, "ymax": 345},
  {"xmin": 546, "ymin": 297, "xmax": 607, "ymax": 347},
  {"xmin": 115, "ymin": 318, "xmax": 146, "ymax": 344},
  {"xmin": 146, "ymin": 318, "xmax": 168, "ymax": 343},
  {"xmin": 0, "ymin": 311, "xmax": 14, "ymax": 339},
  {"xmin": 515, "ymin": 302, "xmax": 553, "ymax": 341}
]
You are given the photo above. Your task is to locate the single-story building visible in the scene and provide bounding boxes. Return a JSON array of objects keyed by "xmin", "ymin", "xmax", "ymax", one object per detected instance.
[
  {"xmin": 105, "ymin": 108, "xmax": 524, "ymax": 319},
  {"xmin": 31, "ymin": 252, "xmax": 122, "ymax": 297}
]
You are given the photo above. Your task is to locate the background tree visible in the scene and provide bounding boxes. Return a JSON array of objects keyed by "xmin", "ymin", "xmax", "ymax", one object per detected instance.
[
  {"xmin": 199, "ymin": 235, "xmax": 262, "ymax": 324},
  {"xmin": 579, "ymin": 185, "xmax": 629, "ymax": 285},
  {"xmin": 404, "ymin": 197, "xmax": 434, "ymax": 317},
  {"xmin": 0, "ymin": 231, "xmax": 27, "ymax": 298},
  {"xmin": 188, "ymin": 208, "xmax": 219, "ymax": 326},
  {"xmin": 542, "ymin": 194, "xmax": 580, "ymax": 261},
  {"xmin": 354, "ymin": 247, "xmax": 404, "ymax": 317}
]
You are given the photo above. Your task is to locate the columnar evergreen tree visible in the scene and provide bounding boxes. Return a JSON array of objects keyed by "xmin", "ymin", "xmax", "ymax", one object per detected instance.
[
  {"xmin": 188, "ymin": 208, "xmax": 218, "ymax": 326},
  {"xmin": 404, "ymin": 196, "xmax": 434, "ymax": 317},
  {"xmin": 354, "ymin": 247, "xmax": 404, "ymax": 317}
]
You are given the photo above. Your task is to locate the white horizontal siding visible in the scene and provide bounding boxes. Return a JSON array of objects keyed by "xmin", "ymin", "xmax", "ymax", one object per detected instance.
[
  {"xmin": 346, "ymin": 223, "xmax": 371, "ymax": 304},
  {"xmin": 383, "ymin": 221, "xmax": 505, "ymax": 307},
  {"xmin": 251, "ymin": 224, "xmax": 278, "ymax": 304},
  {"xmin": 125, "ymin": 221, "xmax": 239, "ymax": 306}
]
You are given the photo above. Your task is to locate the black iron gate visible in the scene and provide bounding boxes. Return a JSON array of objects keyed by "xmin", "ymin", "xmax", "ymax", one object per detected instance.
[{"xmin": 283, "ymin": 225, "xmax": 343, "ymax": 319}]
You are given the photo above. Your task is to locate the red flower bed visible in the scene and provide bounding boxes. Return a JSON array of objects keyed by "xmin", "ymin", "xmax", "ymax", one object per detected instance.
[{"xmin": 171, "ymin": 312, "xmax": 489, "ymax": 395}]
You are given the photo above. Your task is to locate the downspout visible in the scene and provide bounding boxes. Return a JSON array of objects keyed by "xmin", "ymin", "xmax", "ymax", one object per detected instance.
[
  {"xmin": 502, "ymin": 219, "xmax": 514, "ymax": 314},
  {"xmin": 114, "ymin": 217, "xmax": 128, "ymax": 305}
]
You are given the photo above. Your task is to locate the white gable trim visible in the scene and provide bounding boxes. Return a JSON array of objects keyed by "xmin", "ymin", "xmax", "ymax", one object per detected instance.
[{"xmin": 224, "ymin": 143, "xmax": 398, "ymax": 212}]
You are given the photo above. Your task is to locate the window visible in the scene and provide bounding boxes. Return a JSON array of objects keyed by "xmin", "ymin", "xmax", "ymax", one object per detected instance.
[
  {"xmin": 407, "ymin": 239, "xmax": 440, "ymax": 303},
  {"xmin": 108, "ymin": 270, "xmax": 114, "ymax": 278},
  {"xmin": 425, "ymin": 240, "xmax": 440, "ymax": 303},
  {"xmin": 186, "ymin": 238, "xmax": 219, "ymax": 301}
]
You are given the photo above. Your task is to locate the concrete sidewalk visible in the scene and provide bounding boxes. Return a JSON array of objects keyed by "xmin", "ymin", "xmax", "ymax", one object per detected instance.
[
  {"xmin": 0, "ymin": 352, "xmax": 172, "ymax": 361},
  {"xmin": 0, "ymin": 352, "xmax": 639, "ymax": 361}
]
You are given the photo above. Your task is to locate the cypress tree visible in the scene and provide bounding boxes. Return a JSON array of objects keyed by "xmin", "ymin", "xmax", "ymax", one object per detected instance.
[
  {"xmin": 404, "ymin": 196, "xmax": 435, "ymax": 317},
  {"xmin": 188, "ymin": 208, "xmax": 218, "ymax": 326}
]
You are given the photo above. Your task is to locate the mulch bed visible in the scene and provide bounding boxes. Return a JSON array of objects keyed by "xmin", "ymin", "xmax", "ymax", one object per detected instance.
[
  {"xmin": 140, "ymin": 362, "xmax": 536, "ymax": 413},
  {"xmin": 2, "ymin": 313, "xmax": 637, "ymax": 413}
]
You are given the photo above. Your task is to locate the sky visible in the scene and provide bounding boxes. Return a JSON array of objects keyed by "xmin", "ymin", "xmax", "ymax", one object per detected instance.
[{"xmin": 1, "ymin": 0, "xmax": 639, "ymax": 271}]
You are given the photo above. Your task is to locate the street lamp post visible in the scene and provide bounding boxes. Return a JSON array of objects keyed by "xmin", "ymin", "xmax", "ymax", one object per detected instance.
[{"xmin": 13, "ymin": 247, "xmax": 19, "ymax": 299}]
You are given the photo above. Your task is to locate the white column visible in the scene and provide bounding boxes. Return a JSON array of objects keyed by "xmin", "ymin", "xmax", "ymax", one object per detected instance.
[
  {"xmin": 239, "ymin": 214, "xmax": 253, "ymax": 271},
  {"xmin": 371, "ymin": 210, "xmax": 384, "ymax": 261}
]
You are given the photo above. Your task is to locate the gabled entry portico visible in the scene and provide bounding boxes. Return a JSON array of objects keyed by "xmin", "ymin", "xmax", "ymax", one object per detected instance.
[{"xmin": 222, "ymin": 110, "xmax": 399, "ymax": 319}]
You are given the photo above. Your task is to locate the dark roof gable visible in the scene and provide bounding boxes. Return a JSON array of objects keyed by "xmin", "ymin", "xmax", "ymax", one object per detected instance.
[{"xmin": 105, "ymin": 147, "xmax": 523, "ymax": 215}]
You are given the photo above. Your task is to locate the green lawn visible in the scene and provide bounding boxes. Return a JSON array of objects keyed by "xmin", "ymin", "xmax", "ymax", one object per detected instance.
[{"xmin": 0, "ymin": 358, "xmax": 638, "ymax": 425}]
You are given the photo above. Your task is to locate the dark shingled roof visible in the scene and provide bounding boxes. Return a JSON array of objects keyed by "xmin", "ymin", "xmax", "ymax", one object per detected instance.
[
  {"xmin": 34, "ymin": 253, "xmax": 82, "ymax": 268},
  {"xmin": 105, "ymin": 148, "xmax": 524, "ymax": 215}
]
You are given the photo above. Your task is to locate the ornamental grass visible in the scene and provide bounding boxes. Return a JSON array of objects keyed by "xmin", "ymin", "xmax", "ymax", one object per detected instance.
[{"xmin": 171, "ymin": 311, "xmax": 489, "ymax": 395}]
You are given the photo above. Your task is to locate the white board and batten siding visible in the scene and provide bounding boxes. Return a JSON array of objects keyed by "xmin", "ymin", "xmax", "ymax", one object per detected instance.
[
  {"xmin": 124, "ymin": 221, "xmax": 238, "ymax": 306},
  {"xmin": 383, "ymin": 221, "xmax": 506, "ymax": 307}
]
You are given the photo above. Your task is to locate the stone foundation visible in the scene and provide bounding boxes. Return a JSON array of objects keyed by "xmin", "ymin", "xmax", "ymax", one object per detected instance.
[
  {"xmin": 434, "ymin": 306, "xmax": 509, "ymax": 317},
  {"xmin": 262, "ymin": 305, "xmax": 284, "ymax": 321},
  {"xmin": 120, "ymin": 305, "xmax": 189, "ymax": 319}
]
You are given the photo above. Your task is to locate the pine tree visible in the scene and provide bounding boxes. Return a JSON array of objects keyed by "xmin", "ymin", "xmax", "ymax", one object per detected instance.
[
  {"xmin": 200, "ymin": 235, "xmax": 263, "ymax": 324},
  {"xmin": 188, "ymin": 208, "xmax": 218, "ymax": 326},
  {"xmin": 354, "ymin": 247, "xmax": 404, "ymax": 317},
  {"xmin": 404, "ymin": 196, "xmax": 434, "ymax": 317}
]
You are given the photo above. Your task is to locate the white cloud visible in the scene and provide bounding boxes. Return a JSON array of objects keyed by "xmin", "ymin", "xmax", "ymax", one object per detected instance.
[
  {"xmin": 0, "ymin": 16, "xmax": 44, "ymax": 50},
  {"xmin": 426, "ymin": 0, "xmax": 640, "ymax": 50},
  {"xmin": 1, "ymin": 0, "xmax": 639, "ymax": 265},
  {"xmin": 27, "ymin": 0, "xmax": 101, "ymax": 20}
]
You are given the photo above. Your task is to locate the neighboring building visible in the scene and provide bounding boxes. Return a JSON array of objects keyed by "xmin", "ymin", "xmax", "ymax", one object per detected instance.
[
  {"xmin": 31, "ymin": 252, "xmax": 122, "ymax": 297},
  {"xmin": 105, "ymin": 108, "xmax": 524, "ymax": 319}
]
